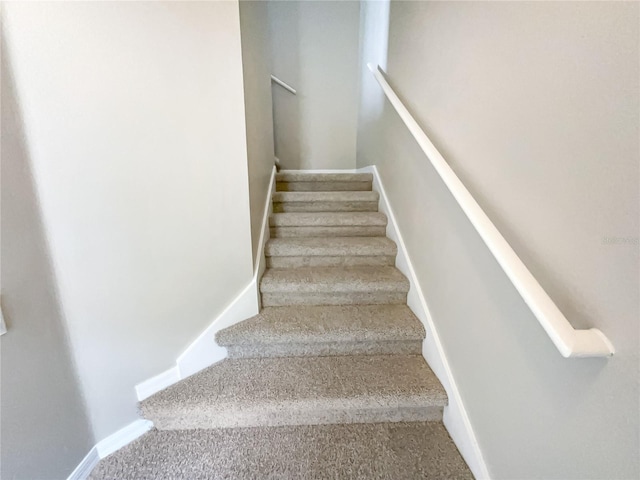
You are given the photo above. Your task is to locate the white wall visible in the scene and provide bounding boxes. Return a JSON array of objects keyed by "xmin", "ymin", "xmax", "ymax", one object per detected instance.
[
  {"xmin": 2, "ymin": 0, "xmax": 254, "ymax": 444},
  {"xmin": 1, "ymin": 32, "xmax": 95, "ymax": 479},
  {"xmin": 269, "ymin": 0, "xmax": 361, "ymax": 170},
  {"xmin": 358, "ymin": 2, "xmax": 639, "ymax": 479},
  {"xmin": 240, "ymin": 0, "xmax": 275, "ymax": 265}
]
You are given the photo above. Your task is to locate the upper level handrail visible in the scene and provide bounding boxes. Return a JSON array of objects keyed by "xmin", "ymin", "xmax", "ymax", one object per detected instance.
[
  {"xmin": 271, "ymin": 75, "xmax": 297, "ymax": 95},
  {"xmin": 0, "ymin": 298, "xmax": 6, "ymax": 335},
  {"xmin": 368, "ymin": 63, "xmax": 614, "ymax": 358}
]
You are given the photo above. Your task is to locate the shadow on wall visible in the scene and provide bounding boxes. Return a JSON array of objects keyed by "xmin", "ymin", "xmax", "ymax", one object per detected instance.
[
  {"xmin": 0, "ymin": 34, "xmax": 95, "ymax": 479},
  {"xmin": 357, "ymin": 0, "xmax": 390, "ymax": 166},
  {"xmin": 269, "ymin": 0, "xmax": 301, "ymax": 170},
  {"xmin": 358, "ymin": 0, "xmax": 390, "ymax": 122}
]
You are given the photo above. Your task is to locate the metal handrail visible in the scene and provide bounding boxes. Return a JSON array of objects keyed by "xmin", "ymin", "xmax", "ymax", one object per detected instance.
[{"xmin": 271, "ymin": 75, "xmax": 296, "ymax": 95}]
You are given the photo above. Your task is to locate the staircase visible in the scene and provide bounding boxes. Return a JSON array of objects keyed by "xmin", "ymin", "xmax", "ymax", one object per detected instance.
[{"xmin": 89, "ymin": 172, "xmax": 472, "ymax": 479}]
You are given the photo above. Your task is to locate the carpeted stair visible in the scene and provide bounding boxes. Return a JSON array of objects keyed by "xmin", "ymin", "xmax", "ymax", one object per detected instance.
[
  {"xmin": 88, "ymin": 423, "xmax": 472, "ymax": 480},
  {"xmin": 140, "ymin": 354, "xmax": 446, "ymax": 430},
  {"xmin": 273, "ymin": 190, "xmax": 380, "ymax": 212},
  {"xmin": 90, "ymin": 172, "xmax": 472, "ymax": 479},
  {"xmin": 217, "ymin": 305, "xmax": 424, "ymax": 357},
  {"xmin": 265, "ymin": 236, "xmax": 397, "ymax": 267}
]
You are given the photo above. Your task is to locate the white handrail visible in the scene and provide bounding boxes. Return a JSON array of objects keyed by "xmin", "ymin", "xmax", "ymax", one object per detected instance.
[
  {"xmin": 368, "ymin": 63, "xmax": 614, "ymax": 358},
  {"xmin": 0, "ymin": 301, "xmax": 6, "ymax": 335},
  {"xmin": 271, "ymin": 75, "xmax": 297, "ymax": 95}
]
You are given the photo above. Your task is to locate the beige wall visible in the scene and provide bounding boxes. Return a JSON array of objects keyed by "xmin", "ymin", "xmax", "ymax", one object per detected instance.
[
  {"xmin": 2, "ymin": 0, "xmax": 254, "ymax": 445},
  {"xmin": 357, "ymin": 2, "xmax": 639, "ymax": 478},
  {"xmin": 1, "ymin": 35, "xmax": 95, "ymax": 479},
  {"xmin": 240, "ymin": 0, "xmax": 275, "ymax": 265},
  {"xmin": 269, "ymin": 0, "xmax": 360, "ymax": 170}
]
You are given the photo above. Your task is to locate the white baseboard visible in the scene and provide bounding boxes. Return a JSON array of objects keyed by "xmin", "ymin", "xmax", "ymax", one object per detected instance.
[
  {"xmin": 135, "ymin": 166, "xmax": 277, "ymax": 400},
  {"xmin": 176, "ymin": 280, "xmax": 259, "ymax": 379},
  {"xmin": 366, "ymin": 165, "xmax": 490, "ymax": 479},
  {"xmin": 67, "ymin": 419, "xmax": 153, "ymax": 479},
  {"xmin": 67, "ymin": 447, "xmax": 99, "ymax": 480},
  {"xmin": 254, "ymin": 166, "xmax": 277, "ymax": 308},
  {"xmin": 95, "ymin": 419, "xmax": 154, "ymax": 458},
  {"xmin": 135, "ymin": 367, "xmax": 180, "ymax": 402},
  {"xmin": 133, "ymin": 280, "xmax": 259, "ymax": 401}
]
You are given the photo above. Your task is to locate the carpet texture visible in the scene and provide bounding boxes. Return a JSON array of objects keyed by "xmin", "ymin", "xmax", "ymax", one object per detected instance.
[
  {"xmin": 265, "ymin": 236, "xmax": 397, "ymax": 257},
  {"xmin": 265, "ymin": 236, "xmax": 397, "ymax": 267},
  {"xmin": 260, "ymin": 266, "xmax": 409, "ymax": 293},
  {"xmin": 270, "ymin": 212, "xmax": 388, "ymax": 227},
  {"xmin": 270, "ymin": 224, "xmax": 387, "ymax": 238},
  {"xmin": 89, "ymin": 422, "xmax": 473, "ymax": 480},
  {"xmin": 276, "ymin": 172, "xmax": 373, "ymax": 192},
  {"xmin": 277, "ymin": 172, "xmax": 374, "ymax": 183},
  {"xmin": 273, "ymin": 191, "xmax": 379, "ymax": 212},
  {"xmin": 216, "ymin": 305, "xmax": 424, "ymax": 358},
  {"xmin": 260, "ymin": 266, "xmax": 410, "ymax": 307},
  {"xmin": 140, "ymin": 354, "xmax": 447, "ymax": 429}
]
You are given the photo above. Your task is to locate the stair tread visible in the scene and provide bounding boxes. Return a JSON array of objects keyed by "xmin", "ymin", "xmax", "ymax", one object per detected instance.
[
  {"xmin": 89, "ymin": 422, "xmax": 473, "ymax": 480},
  {"xmin": 141, "ymin": 355, "xmax": 447, "ymax": 413},
  {"xmin": 270, "ymin": 212, "xmax": 387, "ymax": 227},
  {"xmin": 265, "ymin": 237, "xmax": 396, "ymax": 257},
  {"xmin": 277, "ymin": 172, "xmax": 373, "ymax": 183},
  {"xmin": 260, "ymin": 266, "xmax": 409, "ymax": 293},
  {"xmin": 216, "ymin": 305, "xmax": 424, "ymax": 346},
  {"xmin": 272, "ymin": 191, "xmax": 379, "ymax": 202}
]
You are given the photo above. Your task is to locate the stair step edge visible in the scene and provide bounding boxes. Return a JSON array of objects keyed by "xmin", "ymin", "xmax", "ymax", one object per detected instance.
[
  {"xmin": 270, "ymin": 212, "xmax": 387, "ymax": 227},
  {"xmin": 224, "ymin": 340, "xmax": 424, "ymax": 358},
  {"xmin": 276, "ymin": 172, "xmax": 373, "ymax": 183}
]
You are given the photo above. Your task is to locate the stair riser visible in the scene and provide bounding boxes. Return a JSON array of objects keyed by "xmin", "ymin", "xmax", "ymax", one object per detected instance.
[
  {"xmin": 277, "ymin": 173, "xmax": 373, "ymax": 181},
  {"xmin": 271, "ymin": 226, "xmax": 386, "ymax": 238},
  {"xmin": 270, "ymin": 213, "xmax": 386, "ymax": 228},
  {"xmin": 148, "ymin": 405, "xmax": 443, "ymax": 430},
  {"xmin": 266, "ymin": 256, "xmax": 395, "ymax": 268},
  {"xmin": 265, "ymin": 239, "xmax": 397, "ymax": 258},
  {"xmin": 276, "ymin": 181, "xmax": 372, "ymax": 192},
  {"xmin": 273, "ymin": 201, "xmax": 378, "ymax": 213},
  {"xmin": 261, "ymin": 292, "xmax": 407, "ymax": 307},
  {"xmin": 225, "ymin": 340, "xmax": 423, "ymax": 358}
]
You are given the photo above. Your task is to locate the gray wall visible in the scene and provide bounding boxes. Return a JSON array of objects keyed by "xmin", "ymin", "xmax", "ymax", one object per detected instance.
[
  {"xmin": 269, "ymin": 1, "xmax": 361, "ymax": 170},
  {"xmin": 357, "ymin": 2, "xmax": 639, "ymax": 479},
  {"xmin": 2, "ymin": 1, "xmax": 254, "ymax": 443},
  {"xmin": 1, "ymin": 37, "xmax": 95, "ymax": 480},
  {"xmin": 240, "ymin": 0, "xmax": 275, "ymax": 265}
]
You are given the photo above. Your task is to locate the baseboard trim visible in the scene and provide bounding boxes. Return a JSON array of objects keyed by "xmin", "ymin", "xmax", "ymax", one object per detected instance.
[
  {"xmin": 254, "ymin": 166, "xmax": 277, "ymax": 307},
  {"xmin": 67, "ymin": 447, "xmax": 99, "ymax": 480},
  {"xmin": 176, "ymin": 280, "xmax": 259, "ymax": 379},
  {"xmin": 95, "ymin": 419, "xmax": 154, "ymax": 458},
  {"xmin": 135, "ymin": 367, "xmax": 180, "ymax": 402},
  {"xmin": 67, "ymin": 419, "xmax": 153, "ymax": 479},
  {"xmin": 135, "ymin": 166, "xmax": 277, "ymax": 399},
  {"xmin": 366, "ymin": 165, "xmax": 490, "ymax": 479}
]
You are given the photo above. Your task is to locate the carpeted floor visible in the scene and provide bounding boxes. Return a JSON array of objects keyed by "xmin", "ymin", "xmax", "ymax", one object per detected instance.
[{"xmin": 89, "ymin": 422, "xmax": 473, "ymax": 480}]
